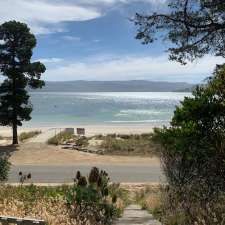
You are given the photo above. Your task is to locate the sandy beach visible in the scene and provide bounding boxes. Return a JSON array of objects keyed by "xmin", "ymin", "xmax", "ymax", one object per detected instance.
[{"xmin": 0, "ymin": 124, "xmax": 154, "ymax": 138}]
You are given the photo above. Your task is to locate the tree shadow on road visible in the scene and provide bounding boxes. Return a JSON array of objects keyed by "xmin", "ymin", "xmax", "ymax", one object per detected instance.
[{"xmin": 0, "ymin": 145, "xmax": 19, "ymax": 158}]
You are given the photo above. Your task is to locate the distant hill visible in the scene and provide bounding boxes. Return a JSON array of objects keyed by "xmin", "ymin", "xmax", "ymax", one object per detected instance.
[{"xmin": 29, "ymin": 80, "xmax": 194, "ymax": 92}]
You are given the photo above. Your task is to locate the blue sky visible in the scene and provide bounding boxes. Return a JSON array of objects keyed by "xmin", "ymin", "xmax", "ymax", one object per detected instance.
[{"xmin": 0, "ymin": 0, "xmax": 224, "ymax": 83}]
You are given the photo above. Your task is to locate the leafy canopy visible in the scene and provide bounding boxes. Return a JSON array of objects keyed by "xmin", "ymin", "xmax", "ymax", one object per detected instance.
[
  {"xmin": 134, "ymin": 0, "xmax": 225, "ymax": 64},
  {"xmin": 153, "ymin": 64, "xmax": 225, "ymax": 196}
]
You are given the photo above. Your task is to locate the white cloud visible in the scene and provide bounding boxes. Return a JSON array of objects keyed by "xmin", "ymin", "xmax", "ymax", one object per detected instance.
[
  {"xmin": 43, "ymin": 54, "xmax": 225, "ymax": 83},
  {"xmin": 63, "ymin": 35, "xmax": 81, "ymax": 42},
  {"xmin": 0, "ymin": 0, "xmax": 166, "ymax": 34},
  {"xmin": 0, "ymin": 0, "xmax": 101, "ymax": 34},
  {"xmin": 36, "ymin": 58, "xmax": 63, "ymax": 63},
  {"xmin": 75, "ymin": 0, "xmax": 166, "ymax": 5},
  {"xmin": 93, "ymin": 39, "xmax": 101, "ymax": 43}
]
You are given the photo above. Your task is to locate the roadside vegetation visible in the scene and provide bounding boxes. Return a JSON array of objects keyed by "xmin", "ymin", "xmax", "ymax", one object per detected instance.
[
  {"xmin": 0, "ymin": 157, "xmax": 11, "ymax": 182},
  {"xmin": 0, "ymin": 167, "xmax": 128, "ymax": 225},
  {"xmin": 47, "ymin": 131, "xmax": 75, "ymax": 145},
  {"xmin": 135, "ymin": 186, "xmax": 163, "ymax": 219},
  {"xmin": 134, "ymin": 2, "xmax": 225, "ymax": 224},
  {"xmin": 19, "ymin": 130, "xmax": 41, "ymax": 142},
  {"xmin": 48, "ymin": 132, "xmax": 158, "ymax": 156},
  {"xmin": 149, "ymin": 65, "xmax": 225, "ymax": 225},
  {"xmin": 47, "ymin": 131, "xmax": 89, "ymax": 148},
  {"xmin": 93, "ymin": 133, "xmax": 158, "ymax": 156}
]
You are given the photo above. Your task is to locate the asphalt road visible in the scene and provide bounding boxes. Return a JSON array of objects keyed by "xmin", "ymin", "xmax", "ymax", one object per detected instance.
[{"xmin": 9, "ymin": 165, "xmax": 165, "ymax": 183}]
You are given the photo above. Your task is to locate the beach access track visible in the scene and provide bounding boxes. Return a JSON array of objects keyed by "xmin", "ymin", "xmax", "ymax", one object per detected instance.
[{"xmin": 28, "ymin": 128, "xmax": 65, "ymax": 143}]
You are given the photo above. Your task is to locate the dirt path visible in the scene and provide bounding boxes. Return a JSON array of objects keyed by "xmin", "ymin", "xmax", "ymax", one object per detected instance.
[
  {"xmin": 114, "ymin": 205, "xmax": 161, "ymax": 225},
  {"xmin": 7, "ymin": 143, "xmax": 160, "ymax": 166},
  {"xmin": 28, "ymin": 128, "xmax": 65, "ymax": 143}
]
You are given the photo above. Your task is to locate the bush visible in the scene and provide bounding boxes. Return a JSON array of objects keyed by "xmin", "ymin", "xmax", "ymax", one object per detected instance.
[
  {"xmin": 152, "ymin": 64, "xmax": 225, "ymax": 224},
  {"xmin": 19, "ymin": 130, "xmax": 41, "ymax": 142},
  {"xmin": 100, "ymin": 133, "xmax": 157, "ymax": 156},
  {"xmin": 47, "ymin": 131, "xmax": 74, "ymax": 145},
  {"xmin": 66, "ymin": 167, "xmax": 121, "ymax": 225},
  {"xmin": 0, "ymin": 185, "xmax": 76, "ymax": 225},
  {"xmin": 0, "ymin": 183, "xmax": 127, "ymax": 225},
  {"xmin": 135, "ymin": 186, "xmax": 163, "ymax": 218},
  {"xmin": 0, "ymin": 157, "xmax": 11, "ymax": 182},
  {"xmin": 76, "ymin": 136, "xmax": 88, "ymax": 147}
]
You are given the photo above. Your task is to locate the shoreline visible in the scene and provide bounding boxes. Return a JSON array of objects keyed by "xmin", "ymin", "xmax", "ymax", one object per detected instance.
[{"xmin": 0, "ymin": 124, "xmax": 156, "ymax": 137}]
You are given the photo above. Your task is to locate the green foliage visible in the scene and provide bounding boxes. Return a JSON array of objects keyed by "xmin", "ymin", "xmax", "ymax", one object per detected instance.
[
  {"xmin": 76, "ymin": 136, "xmax": 88, "ymax": 147},
  {"xmin": 0, "ymin": 183, "xmax": 127, "ymax": 224},
  {"xmin": 0, "ymin": 21, "xmax": 46, "ymax": 144},
  {"xmin": 19, "ymin": 130, "xmax": 41, "ymax": 142},
  {"xmin": 0, "ymin": 157, "xmax": 11, "ymax": 182},
  {"xmin": 47, "ymin": 131, "xmax": 74, "ymax": 145},
  {"xmin": 134, "ymin": 0, "xmax": 225, "ymax": 64},
  {"xmin": 152, "ymin": 65, "xmax": 225, "ymax": 224},
  {"xmin": 66, "ymin": 167, "xmax": 121, "ymax": 225},
  {"xmin": 0, "ymin": 184, "xmax": 70, "ymax": 202},
  {"xmin": 155, "ymin": 187, "xmax": 225, "ymax": 225},
  {"xmin": 100, "ymin": 133, "xmax": 157, "ymax": 156},
  {"xmin": 0, "ymin": 184, "xmax": 71, "ymax": 213}
]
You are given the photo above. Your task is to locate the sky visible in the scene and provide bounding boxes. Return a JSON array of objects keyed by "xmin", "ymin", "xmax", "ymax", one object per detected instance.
[{"xmin": 0, "ymin": 0, "xmax": 224, "ymax": 83}]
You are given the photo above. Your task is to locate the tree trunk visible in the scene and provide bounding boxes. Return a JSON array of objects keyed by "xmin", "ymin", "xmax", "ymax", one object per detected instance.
[{"xmin": 12, "ymin": 121, "xmax": 18, "ymax": 145}]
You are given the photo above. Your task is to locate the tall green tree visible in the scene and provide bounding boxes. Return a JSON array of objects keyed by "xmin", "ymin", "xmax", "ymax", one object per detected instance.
[
  {"xmin": 0, "ymin": 21, "xmax": 46, "ymax": 144},
  {"xmin": 134, "ymin": 0, "xmax": 225, "ymax": 64},
  {"xmin": 152, "ymin": 64, "xmax": 225, "ymax": 225}
]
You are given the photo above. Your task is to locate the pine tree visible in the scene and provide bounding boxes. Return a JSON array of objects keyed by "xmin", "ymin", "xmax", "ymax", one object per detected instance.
[{"xmin": 0, "ymin": 21, "xmax": 46, "ymax": 144}]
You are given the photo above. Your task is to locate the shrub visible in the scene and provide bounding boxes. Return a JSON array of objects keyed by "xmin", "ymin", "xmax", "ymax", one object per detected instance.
[
  {"xmin": 66, "ymin": 167, "xmax": 121, "ymax": 225},
  {"xmin": 100, "ymin": 133, "xmax": 157, "ymax": 156},
  {"xmin": 0, "ymin": 157, "xmax": 11, "ymax": 182},
  {"xmin": 0, "ymin": 183, "xmax": 128, "ymax": 225},
  {"xmin": 19, "ymin": 130, "xmax": 41, "ymax": 142},
  {"xmin": 0, "ymin": 185, "xmax": 76, "ymax": 225},
  {"xmin": 135, "ymin": 186, "xmax": 163, "ymax": 218},
  {"xmin": 152, "ymin": 64, "xmax": 225, "ymax": 224},
  {"xmin": 47, "ymin": 131, "xmax": 74, "ymax": 145},
  {"xmin": 76, "ymin": 136, "xmax": 88, "ymax": 147}
]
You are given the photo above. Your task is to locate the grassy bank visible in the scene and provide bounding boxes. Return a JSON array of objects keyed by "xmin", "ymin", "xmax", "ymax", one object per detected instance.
[
  {"xmin": 46, "ymin": 132, "xmax": 158, "ymax": 156},
  {"xmin": 0, "ymin": 183, "xmax": 128, "ymax": 225},
  {"xmin": 19, "ymin": 131, "xmax": 41, "ymax": 142},
  {"xmin": 134, "ymin": 185, "xmax": 225, "ymax": 225},
  {"xmin": 47, "ymin": 131, "xmax": 75, "ymax": 145},
  {"xmin": 97, "ymin": 133, "xmax": 158, "ymax": 156},
  {"xmin": 47, "ymin": 131, "xmax": 89, "ymax": 147}
]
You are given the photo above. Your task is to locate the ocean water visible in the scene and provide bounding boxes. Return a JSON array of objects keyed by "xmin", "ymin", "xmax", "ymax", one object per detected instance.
[{"xmin": 24, "ymin": 92, "xmax": 192, "ymax": 127}]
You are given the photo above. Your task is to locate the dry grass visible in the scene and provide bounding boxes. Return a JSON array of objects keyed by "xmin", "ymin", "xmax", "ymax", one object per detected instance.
[
  {"xmin": 0, "ymin": 184, "xmax": 128, "ymax": 225},
  {"xmin": 0, "ymin": 185, "xmax": 77, "ymax": 225},
  {"xmin": 135, "ymin": 185, "xmax": 164, "ymax": 220},
  {"xmin": 134, "ymin": 186, "xmax": 225, "ymax": 225},
  {"xmin": 47, "ymin": 131, "xmax": 75, "ymax": 145},
  {"xmin": 19, "ymin": 131, "xmax": 41, "ymax": 142},
  {"xmin": 96, "ymin": 133, "xmax": 158, "ymax": 156},
  {"xmin": 0, "ymin": 198, "xmax": 78, "ymax": 225}
]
